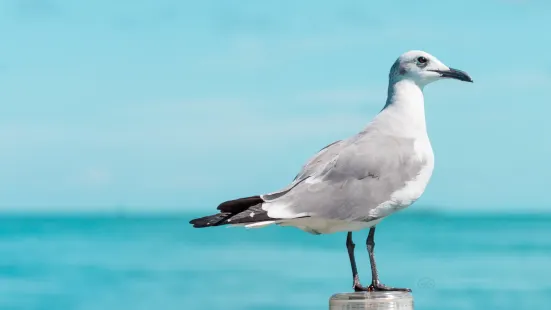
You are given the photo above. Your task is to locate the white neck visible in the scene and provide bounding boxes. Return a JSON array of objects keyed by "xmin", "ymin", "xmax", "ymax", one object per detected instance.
[{"xmin": 370, "ymin": 79, "xmax": 428, "ymax": 137}]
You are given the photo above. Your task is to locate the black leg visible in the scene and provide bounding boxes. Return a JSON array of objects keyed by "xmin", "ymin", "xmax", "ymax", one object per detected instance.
[
  {"xmin": 346, "ymin": 232, "xmax": 368, "ymax": 291},
  {"xmin": 366, "ymin": 226, "xmax": 411, "ymax": 292}
]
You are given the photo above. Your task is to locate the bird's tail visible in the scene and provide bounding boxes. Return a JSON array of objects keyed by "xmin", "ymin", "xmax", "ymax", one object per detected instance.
[{"xmin": 189, "ymin": 195, "xmax": 265, "ymax": 228}]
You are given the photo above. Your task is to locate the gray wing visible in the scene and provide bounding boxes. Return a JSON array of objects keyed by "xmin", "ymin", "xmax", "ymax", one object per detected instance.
[
  {"xmin": 261, "ymin": 139, "xmax": 347, "ymax": 201},
  {"xmin": 293, "ymin": 140, "xmax": 344, "ymax": 182},
  {"xmin": 263, "ymin": 130, "xmax": 425, "ymax": 221}
]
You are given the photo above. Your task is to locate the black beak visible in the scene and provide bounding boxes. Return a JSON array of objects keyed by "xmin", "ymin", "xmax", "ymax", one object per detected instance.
[{"xmin": 429, "ymin": 67, "xmax": 473, "ymax": 83}]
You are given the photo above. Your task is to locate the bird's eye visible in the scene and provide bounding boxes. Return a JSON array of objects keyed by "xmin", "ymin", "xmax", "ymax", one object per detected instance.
[{"xmin": 417, "ymin": 56, "xmax": 428, "ymax": 64}]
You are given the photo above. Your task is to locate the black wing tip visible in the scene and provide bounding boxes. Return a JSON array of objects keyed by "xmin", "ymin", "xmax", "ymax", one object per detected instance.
[
  {"xmin": 216, "ymin": 195, "xmax": 263, "ymax": 212},
  {"xmin": 190, "ymin": 195, "xmax": 265, "ymax": 228},
  {"xmin": 189, "ymin": 213, "xmax": 232, "ymax": 228},
  {"xmin": 188, "ymin": 217, "xmax": 207, "ymax": 228},
  {"xmin": 188, "ymin": 218, "xmax": 203, "ymax": 227}
]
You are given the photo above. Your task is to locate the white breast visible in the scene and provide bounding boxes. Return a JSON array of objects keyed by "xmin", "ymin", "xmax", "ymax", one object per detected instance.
[{"xmin": 395, "ymin": 137, "xmax": 434, "ymax": 204}]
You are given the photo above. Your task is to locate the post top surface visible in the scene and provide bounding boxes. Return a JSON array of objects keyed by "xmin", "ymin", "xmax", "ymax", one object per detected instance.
[
  {"xmin": 329, "ymin": 291, "xmax": 413, "ymax": 310},
  {"xmin": 330, "ymin": 291, "xmax": 412, "ymax": 301}
]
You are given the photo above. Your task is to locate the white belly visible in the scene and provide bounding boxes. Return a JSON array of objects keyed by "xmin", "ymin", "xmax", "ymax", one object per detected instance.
[
  {"xmin": 278, "ymin": 217, "xmax": 383, "ymax": 234},
  {"xmin": 238, "ymin": 217, "xmax": 382, "ymax": 235}
]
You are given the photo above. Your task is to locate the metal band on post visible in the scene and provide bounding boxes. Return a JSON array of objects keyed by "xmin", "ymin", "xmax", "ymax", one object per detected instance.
[{"xmin": 329, "ymin": 291, "xmax": 413, "ymax": 310}]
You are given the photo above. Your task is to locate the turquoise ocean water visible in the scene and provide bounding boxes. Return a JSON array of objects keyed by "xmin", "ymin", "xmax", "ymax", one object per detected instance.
[{"xmin": 0, "ymin": 210, "xmax": 550, "ymax": 310}]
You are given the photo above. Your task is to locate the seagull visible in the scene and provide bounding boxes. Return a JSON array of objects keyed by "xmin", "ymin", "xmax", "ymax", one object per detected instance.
[{"xmin": 190, "ymin": 50, "xmax": 473, "ymax": 292}]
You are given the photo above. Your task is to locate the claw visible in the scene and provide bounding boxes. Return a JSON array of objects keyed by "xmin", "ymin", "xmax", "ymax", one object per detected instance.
[
  {"xmin": 353, "ymin": 284, "xmax": 370, "ymax": 292},
  {"xmin": 367, "ymin": 282, "xmax": 412, "ymax": 292}
]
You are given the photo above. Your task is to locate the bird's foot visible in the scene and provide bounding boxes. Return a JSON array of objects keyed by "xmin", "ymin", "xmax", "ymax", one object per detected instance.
[
  {"xmin": 352, "ymin": 275, "xmax": 369, "ymax": 292},
  {"xmin": 353, "ymin": 284, "xmax": 369, "ymax": 292},
  {"xmin": 366, "ymin": 281, "xmax": 412, "ymax": 292}
]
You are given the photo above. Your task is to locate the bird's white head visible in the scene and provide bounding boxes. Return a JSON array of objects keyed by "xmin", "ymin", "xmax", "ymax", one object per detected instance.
[{"xmin": 390, "ymin": 50, "xmax": 473, "ymax": 87}]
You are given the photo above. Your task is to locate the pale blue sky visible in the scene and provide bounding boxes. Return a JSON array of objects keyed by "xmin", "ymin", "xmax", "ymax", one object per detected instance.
[{"xmin": 1, "ymin": 0, "xmax": 550, "ymax": 212}]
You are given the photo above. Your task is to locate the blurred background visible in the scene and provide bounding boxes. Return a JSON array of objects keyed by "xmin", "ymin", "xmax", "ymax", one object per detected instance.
[{"xmin": 0, "ymin": 0, "xmax": 550, "ymax": 309}]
